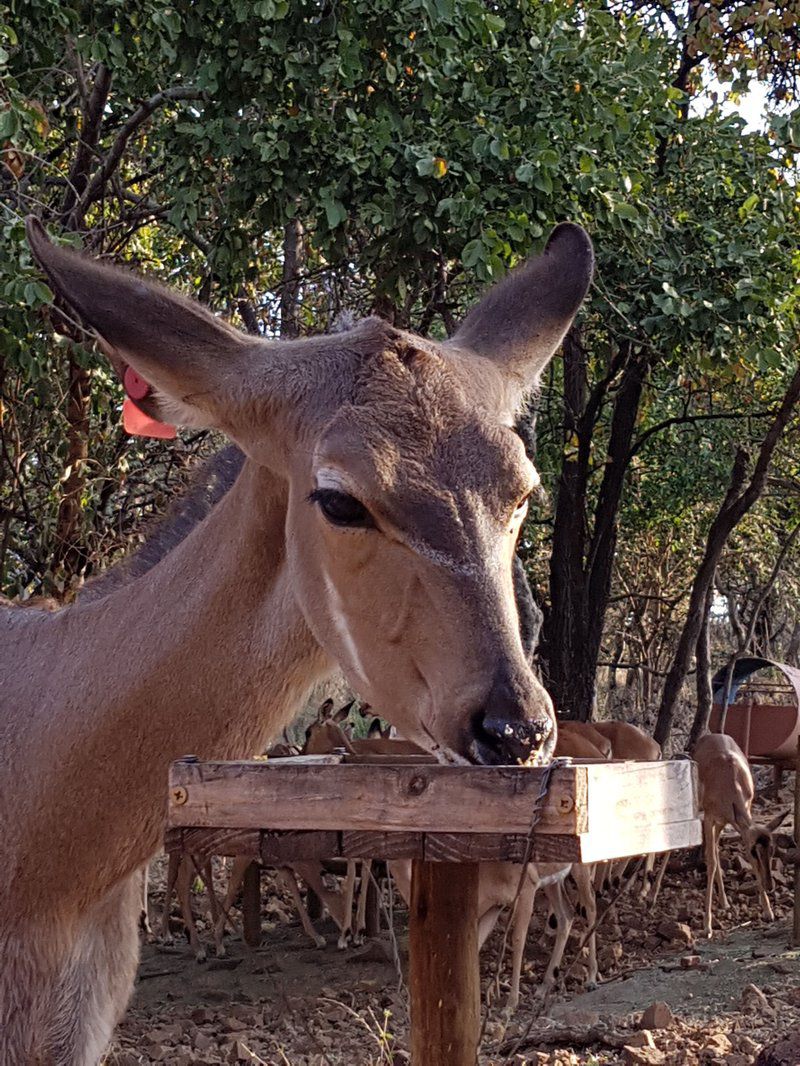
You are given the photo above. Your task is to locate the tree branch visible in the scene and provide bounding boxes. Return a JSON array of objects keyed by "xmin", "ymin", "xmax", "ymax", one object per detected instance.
[
  {"xmin": 630, "ymin": 408, "xmax": 775, "ymax": 459},
  {"xmin": 77, "ymin": 87, "xmax": 205, "ymax": 216}
]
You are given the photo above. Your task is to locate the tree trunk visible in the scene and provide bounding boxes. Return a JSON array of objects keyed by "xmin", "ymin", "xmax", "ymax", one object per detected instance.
[
  {"xmin": 51, "ymin": 353, "xmax": 91, "ymax": 587},
  {"xmin": 280, "ymin": 218, "xmax": 303, "ymax": 338},
  {"xmin": 51, "ymin": 62, "xmax": 112, "ymax": 593},
  {"xmin": 544, "ymin": 341, "xmax": 642, "ymax": 721},
  {"xmin": 543, "ymin": 330, "xmax": 590, "ymax": 718},
  {"xmin": 688, "ymin": 581, "xmax": 715, "ymax": 749},
  {"xmin": 655, "ymin": 363, "xmax": 800, "ymax": 748},
  {"xmin": 787, "ymin": 621, "xmax": 800, "ymax": 667}
]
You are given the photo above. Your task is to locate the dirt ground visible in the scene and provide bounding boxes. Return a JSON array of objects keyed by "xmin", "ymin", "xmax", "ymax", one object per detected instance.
[{"xmin": 106, "ymin": 785, "xmax": 800, "ymax": 1066}]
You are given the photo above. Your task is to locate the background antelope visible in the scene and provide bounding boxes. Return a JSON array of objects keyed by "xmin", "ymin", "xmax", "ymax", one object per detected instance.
[
  {"xmin": 693, "ymin": 732, "xmax": 787, "ymax": 938},
  {"xmin": 1, "ymin": 217, "xmax": 592, "ymax": 1064}
]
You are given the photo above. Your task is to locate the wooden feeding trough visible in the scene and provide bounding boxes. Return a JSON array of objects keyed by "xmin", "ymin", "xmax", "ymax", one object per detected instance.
[{"xmin": 166, "ymin": 753, "xmax": 700, "ymax": 1065}]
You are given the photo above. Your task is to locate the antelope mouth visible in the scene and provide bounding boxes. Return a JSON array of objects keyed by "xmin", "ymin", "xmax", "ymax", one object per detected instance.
[{"xmin": 466, "ymin": 715, "xmax": 556, "ymax": 767}]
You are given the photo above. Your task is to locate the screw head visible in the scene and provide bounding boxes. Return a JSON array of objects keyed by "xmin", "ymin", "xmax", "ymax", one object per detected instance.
[{"xmin": 171, "ymin": 786, "xmax": 188, "ymax": 806}]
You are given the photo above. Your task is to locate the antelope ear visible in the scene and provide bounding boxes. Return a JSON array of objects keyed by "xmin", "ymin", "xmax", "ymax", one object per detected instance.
[
  {"xmin": 452, "ymin": 223, "xmax": 594, "ymax": 385},
  {"xmin": 26, "ymin": 217, "xmax": 250, "ymax": 429}
]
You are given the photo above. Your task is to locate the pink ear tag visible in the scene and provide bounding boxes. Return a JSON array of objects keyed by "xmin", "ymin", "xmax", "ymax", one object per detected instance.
[{"xmin": 122, "ymin": 367, "xmax": 176, "ymax": 439}]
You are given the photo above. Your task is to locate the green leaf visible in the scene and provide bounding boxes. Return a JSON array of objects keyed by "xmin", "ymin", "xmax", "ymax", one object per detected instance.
[
  {"xmin": 610, "ymin": 201, "xmax": 640, "ymax": 221},
  {"xmin": 0, "ymin": 108, "xmax": 19, "ymax": 139},
  {"xmin": 462, "ymin": 239, "xmax": 485, "ymax": 269}
]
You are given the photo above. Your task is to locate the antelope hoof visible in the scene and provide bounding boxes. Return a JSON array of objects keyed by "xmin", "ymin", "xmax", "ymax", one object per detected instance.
[
  {"xmin": 214, "ymin": 942, "xmax": 227, "ymax": 958},
  {"xmin": 337, "ymin": 931, "xmax": 352, "ymax": 950},
  {"xmin": 585, "ymin": 979, "xmax": 598, "ymax": 992},
  {"xmin": 313, "ymin": 933, "xmax": 326, "ymax": 949},
  {"xmin": 195, "ymin": 947, "xmax": 207, "ymax": 964},
  {"xmin": 353, "ymin": 931, "xmax": 366, "ymax": 947}
]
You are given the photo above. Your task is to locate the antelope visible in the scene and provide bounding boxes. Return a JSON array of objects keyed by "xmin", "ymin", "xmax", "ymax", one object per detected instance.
[
  {"xmin": 693, "ymin": 732, "xmax": 787, "ymax": 938},
  {"xmin": 555, "ymin": 720, "xmax": 612, "ymax": 759},
  {"xmin": 159, "ymin": 853, "xmax": 221, "ymax": 962},
  {"xmin": 212, "ymin": 717, "xmax": 403, "ymax": 954},
  {"xmin": 389, "ymin": 856, "xmax": 597, "ymax": 1010},
  {"xmin": 1, "ymin": 217, "xmax": 592, "ymax": 1064},
  {"xmin": 388, "ymin": 703, "xmax": 607, "ymax": 1010},
  {"xmin": 591, "ymin": 720, "xmax": 661, "ymax": 762}
]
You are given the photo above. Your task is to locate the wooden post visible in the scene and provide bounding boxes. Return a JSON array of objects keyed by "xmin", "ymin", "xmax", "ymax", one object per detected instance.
[
  {"xmin": 365, "ymin": 871, "xmax": 381, "ymax": 938},
  {"xmin": 794, "ymin": 739, "xmax": 800, "ymax": 948},
  {"xmin": 409, "ymin": 860, "xmax": 480, "ymax": 1066},
  {"xmin": 306, "ymin": 887, "xmax": 323, "ymax": 922},
  {"xmin": 242, "ymin": 861, "xmax": 262, "ymax": 948},
  {"xmin": 773, "ymin": 763, "xmax": 783, "ymax": 800}
]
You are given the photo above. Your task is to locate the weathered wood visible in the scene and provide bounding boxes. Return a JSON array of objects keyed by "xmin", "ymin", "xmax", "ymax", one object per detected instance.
[
  {"xmin": 169, "ymin": 827, "xmax": 261, "ymax": 860},
  {"xmin": 585, "ymin": 758, "xmax": 697, "ymax": 832},
  {"xmin": 261, "ymin": 830, "xmax": 340, "ymax": 863},
  {"xmin": 410, "ymin": 860, "xmax": 479, "ymax": 1066},
  {"xmin": 423, "ymin": 832, "xmax": 582, "ymax": 863},
  {"xmin": 365, "ymin": 871, "xmax": 381, "ymax": 938},
  {"xmin": 343, "ymin": 753, "xmax": 438, "ymax": 765},
  {"xmin": 342, "ymin": 831, "xmax": 423, "ymax": 859},
  {"xmin": 577, "ymin": 817, "xmax": 701, "ymax": 864},
  {"xmin": 242, "ymin": 861, "xmax": 262, "ymax": 948},
  {"xmin": 306, "ymin": 887, "xmax": 323, "ymax": 921},
  {"xmin": 263, "ymin": 754, "xmax": 344, "ymax": 765},
  {"xmin": 166, "ymin": 758, "xmax": 700, "ymax": 866},
  {"xmin": 168, "ymin": 760, "xmax": 587, "ymax": 835}
]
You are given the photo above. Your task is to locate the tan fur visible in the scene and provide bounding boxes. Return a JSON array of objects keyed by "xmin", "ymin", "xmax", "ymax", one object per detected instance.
[
  {"xmin": 388, "ymin": 857, "xmax": 597, "ymax": 1010},
  {"xmin": 693, "ymin": 732, "xmax": 783, "ymax": 938},
  {"xmin": 554, "ymin": 723, "xmax": 609, "ymax": 759},
  {"xmin": 1, "ymin": 219, "xmax": 592, "ymax": 1062},
  {"xmin": 591, "ymin": 720, "xmax": 661, "ymax": 762}
]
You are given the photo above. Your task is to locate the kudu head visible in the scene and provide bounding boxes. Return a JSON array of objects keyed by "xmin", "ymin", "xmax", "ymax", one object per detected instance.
[{"xmin": 26, "ymin": 217, "xmax": 593, "ymax": 765}]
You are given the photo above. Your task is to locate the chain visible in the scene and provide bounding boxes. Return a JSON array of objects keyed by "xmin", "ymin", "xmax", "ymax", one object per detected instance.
[{"xmin": 478, "ymin": 757, "xmax": 572, "ymax": 1044}]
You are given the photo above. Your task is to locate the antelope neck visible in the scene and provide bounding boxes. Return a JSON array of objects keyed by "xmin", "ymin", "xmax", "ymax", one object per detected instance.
[{"xmin": 1, "ymin": 459, "xmax": 331, "ymax": 915}]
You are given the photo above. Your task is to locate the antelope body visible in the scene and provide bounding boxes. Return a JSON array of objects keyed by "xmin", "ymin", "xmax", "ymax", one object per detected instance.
[
  {"xmin": 694, "ymin": 732, "xmax": 784, "ymax": 938},
  {"xmin": 1, "ymin": 218, "xmax": 592, "ymax": 1064},
  {"xmin": 591, "ymin": 720, "xmax": 661, "ymax": 762},
  {"xmin": 555, "ymin": 720, "xmax": 611, "ymax": 759}
]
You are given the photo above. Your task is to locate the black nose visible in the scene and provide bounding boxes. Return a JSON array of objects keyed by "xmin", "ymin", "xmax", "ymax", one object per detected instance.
[
  {"xmin": 467, "ymin": 663, "xmax": 555, "ymax": 765},
  {"xmin": 472, "ymin": 712, "xmax": 554, "ymax": 765}
]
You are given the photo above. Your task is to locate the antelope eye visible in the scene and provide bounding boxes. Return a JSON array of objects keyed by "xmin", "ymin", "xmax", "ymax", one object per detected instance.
[{"xmin": 310, "ymin": 489, "xmax": 374, "ymax": 529}]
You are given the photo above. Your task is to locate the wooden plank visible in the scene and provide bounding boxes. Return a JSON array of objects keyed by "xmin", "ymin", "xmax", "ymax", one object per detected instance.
[
  {"xmin": 342, "ymin": 831, "xmax": 423, "ymax": 859},
  {"xmin": 410, "ymin": 860, "xmax": 479, "ymax": 1066},
  {"xmin": 577, "ymin": 817, "xmax": 702, "ymax": 864},
  {"xmin": 261, "ymin": 831, "xmax": 340, "ymax": 863},
  {"xmin": 262, "ymin": 754, "xmax": 344, "ymax": 765},
  {"xmin": 343, "ymin": 753, "xmax": 438, "ymax": 765},
  {"xmin": 584, "ymin": 759, "xmax": 698, "ymax": 835},
  {"xmin": 424, "ymin": 832, "xmax": 582, "ymax": 864},
  {"xmin": 242, "ymin": 862, "xmax": 262, "ymax": 947},
  {"xmin": 168, "ymin": 827, "xmax": 261, "ymax": 860},
  {"xmin": 167, "ymin": 760, "xmax": 586, "ymax": 835}
]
